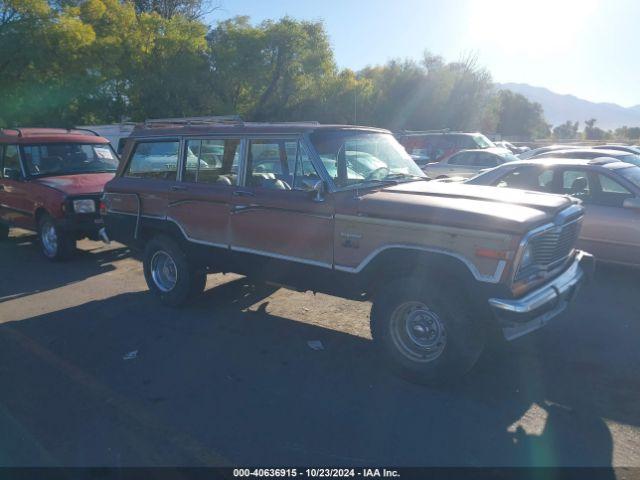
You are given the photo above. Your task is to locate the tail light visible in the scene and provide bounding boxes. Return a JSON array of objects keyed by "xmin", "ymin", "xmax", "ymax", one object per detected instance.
[{"xmin": 99, "ymin": 200, "xmax": 107, "ymax": 216}]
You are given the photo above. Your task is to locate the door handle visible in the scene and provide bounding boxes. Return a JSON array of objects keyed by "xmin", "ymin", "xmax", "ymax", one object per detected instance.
[
  {"xmin": 170, "ymin": 185, "xmax": 187, "ymax": 191},
  {"xmin": 233, "ymin": 190, "xmax": 255, "ymax": 197}
]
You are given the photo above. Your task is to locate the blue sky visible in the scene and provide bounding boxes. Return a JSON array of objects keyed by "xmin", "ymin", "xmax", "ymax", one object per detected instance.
[{"xmin": 213, "ymin": 0, "xmax": 640, "ymax": 107}]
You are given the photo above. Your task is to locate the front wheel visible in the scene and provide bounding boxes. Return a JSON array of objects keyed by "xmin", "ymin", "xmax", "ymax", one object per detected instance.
[
  {"xmin": 38, "ymin": 214, "xmax": 76, "ymax": 260},
  {"xmin": 143, "ymin": 234, "xmax": 206, "ymax": 307},
  {"xmin": 370, "ymin": 275, "xmax": 485, "ymax": 385}
]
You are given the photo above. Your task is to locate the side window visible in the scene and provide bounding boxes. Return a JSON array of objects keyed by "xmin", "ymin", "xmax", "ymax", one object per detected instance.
[
  {"xmin": 247, "ymin": 139, "xmax": 292, "ymax": 190},
  {"xmin": 456, "ymin": 136, "xmax": 477, "ymax": 149},
  {"xmin": 2, "ymin": 145, "xmax": 21, "ymax": 178},
  {"xmin": 473, "ymin": 153, "xmax": 498, "ymax": 168},
  {"xmin": 184, "ymin": 138, "xmax": 240, "ymax": 186},
  {"xmin": 595, "ymin": 174, "xmax": 633, "ymax": 207},
  {"xmin": 125, "ymin": 141, "xmax": 179, "ymax": 181},
  {"xmin": 558, "ymin": 169, "xmax": 593, "ymax": 202},
  {"xmin": 246, "ymin": 139, "xmax": 319, "ymax": 191},
  {"xmin": 538, "ymin": 169, "xmax": 554, "ymax": 190},
  {"xmin": 448, "ymin": 152, "xmax": 472, "ymax": 166}
]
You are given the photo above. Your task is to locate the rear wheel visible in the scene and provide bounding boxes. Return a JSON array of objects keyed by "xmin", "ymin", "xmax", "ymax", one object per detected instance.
[
  {"xmin": 38, "ymin": 214, "xmax": 76, "ymax": 260},
  {"xmin": 0, "ymin": 224, "xmax": 9, "ymax": 241},
  {"xmin": 371, "ymin": 274, "xmax": 485, "ymax": 385},
  {"xmin": 143, "ymin": 234, "xmax": 206, "ymax": 307}
]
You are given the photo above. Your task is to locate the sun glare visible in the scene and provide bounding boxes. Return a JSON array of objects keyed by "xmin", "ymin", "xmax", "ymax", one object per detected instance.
[{"xmin": 467, "ymin": 0, "xmax": 599, "ymax": 57}]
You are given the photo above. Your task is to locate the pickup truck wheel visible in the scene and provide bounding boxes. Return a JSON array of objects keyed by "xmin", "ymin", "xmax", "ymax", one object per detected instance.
[
  {"xmin": 0, "ymin": 224, "xmax": 9, "ymax": 241},
  {"xmin": 38, "ymin": 214, "xmax": 76, "ymax": 261},
  {"xmin": 143, "ymin": 235, "xmax": 206, "ymax": 307},
  {"xmin": 371, "ymin": 276, "xmax": 485, "ymax": 385}
]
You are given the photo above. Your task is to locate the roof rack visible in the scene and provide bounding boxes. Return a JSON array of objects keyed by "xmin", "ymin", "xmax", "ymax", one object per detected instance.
[
  {"xmin": 0, "ymin": 128, "xmax": 23, "ymax": 137},
  {"xmin": 144, "ymin": 115, "xmax": 244, "ymax": 126},
  {"xmin": 69, "ymin": 127, "xmax": 100, "ymax": 136}
]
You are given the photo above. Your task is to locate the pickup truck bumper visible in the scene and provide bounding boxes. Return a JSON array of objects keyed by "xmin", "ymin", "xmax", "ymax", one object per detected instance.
[{"xmin": 489, "ymin": 251, "xmax": 594, "ymax": 341}]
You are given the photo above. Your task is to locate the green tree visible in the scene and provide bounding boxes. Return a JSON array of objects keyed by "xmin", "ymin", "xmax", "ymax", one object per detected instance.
[
  {"xmin": 552, "ymin": 120, "xmax": 580, "ymax": 140},
  {"xmin": 493, "ymin": 89, "xmax": 548, "ymax": 139},
  {"xmin": 584, "ymin": 118, "xmax": 608, "ymax": 140},
  {"xmin": 207, "ymin": 16, "xmax": 335, "ymax": 120}
]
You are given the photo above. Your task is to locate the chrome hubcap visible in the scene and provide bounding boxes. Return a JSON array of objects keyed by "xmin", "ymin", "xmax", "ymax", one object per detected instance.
[
  {"xmin": 150, "ymin": 250, "xmax": 178, "ymax": 292},
  {"xmin": 41, "ymin": 222, "xmax": 58, "ymax": 257},
  {"xmin": 390, "ymin": 301, "xmax": 447, "ymax": 362}
]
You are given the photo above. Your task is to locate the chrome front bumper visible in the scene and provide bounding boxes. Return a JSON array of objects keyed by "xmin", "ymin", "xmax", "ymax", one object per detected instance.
[{"xmin": 489, "ymin": 251, "xmax": 594, "ymax": 341}]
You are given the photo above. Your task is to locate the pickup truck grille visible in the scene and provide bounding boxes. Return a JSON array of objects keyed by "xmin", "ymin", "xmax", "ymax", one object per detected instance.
[{"xmin": 529, "ymin": 220, "xmax": 580, "ymax": 266}]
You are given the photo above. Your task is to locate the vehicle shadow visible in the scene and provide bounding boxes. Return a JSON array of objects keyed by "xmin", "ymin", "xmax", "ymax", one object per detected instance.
[
  {"xmin": 0, "ymin": 232, "xmax": 129, "ymax": 303},
  {"xmin": 0, "ymin": 275, "xmax": 632, "ymax": 470}
]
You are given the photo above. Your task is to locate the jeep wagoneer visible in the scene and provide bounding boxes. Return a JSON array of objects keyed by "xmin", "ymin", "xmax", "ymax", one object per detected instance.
[{"xmin": 102, "ymin": 117, "xmax": 593, "ymax": 383}]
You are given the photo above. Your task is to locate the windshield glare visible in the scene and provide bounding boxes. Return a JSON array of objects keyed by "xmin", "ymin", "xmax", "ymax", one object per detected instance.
[
  {"xmin": 309, "ymin": 132, "xmax": 425, "ymax": 188},
  {"xmin": 22, "ymin": 143, "xmax": 119, "ymax": 176}
]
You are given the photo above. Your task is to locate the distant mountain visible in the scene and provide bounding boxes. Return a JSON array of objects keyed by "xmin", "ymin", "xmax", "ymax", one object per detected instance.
[{"xmin": 497, "ymin": 82, "xmax": 640, "ymax": 131}]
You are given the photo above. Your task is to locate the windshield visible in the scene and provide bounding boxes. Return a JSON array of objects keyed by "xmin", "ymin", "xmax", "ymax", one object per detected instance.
[
  {"xmin": 619, "ymin": 166, "xmax": 640, "ymax": 188},
  {"xmin": 474, "ymin": 134, "xmax": 495, "ymax": 149},
  {"xmin": 22, "ymin": 143, "xmax": 119, "ymax": 176},
  {"xmin": 309, "ymin": 131, "xmax": 425, "ymax": 188}
]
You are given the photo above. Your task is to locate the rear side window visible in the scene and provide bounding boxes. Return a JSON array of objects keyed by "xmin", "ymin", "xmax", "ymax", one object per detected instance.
[
  {"xmin": 125, "ymin": 141, "xmax": 179, "ymax": 181},
  {"xmin": 184, "ymin": 138, "xmax": 240, "ymax": 186}
]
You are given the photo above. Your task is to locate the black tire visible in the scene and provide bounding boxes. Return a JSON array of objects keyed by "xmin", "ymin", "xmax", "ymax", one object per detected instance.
[
  {"xmin": 143, "ymin": 234, "xmax": 206, "ymax": 307},
  {"xmin": 370, "ymin": 274, "xmax": 485, "ymax": 385},
  {"xmin": 38, "ymin": 214, "xmax": 76, "ymax": 261},
  {"xmin": 0, "ymin": 223, "xmax": 9, "ymax": 241}
]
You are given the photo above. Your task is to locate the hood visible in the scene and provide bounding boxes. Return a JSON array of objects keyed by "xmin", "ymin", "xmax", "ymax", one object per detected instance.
[
  {"xmin": 32, "ymin": 173, "xmax": 115, "ymax": 196},
  {"xmin": 356, "ymin": 180, "xmax": 579, "ymax": 235}
]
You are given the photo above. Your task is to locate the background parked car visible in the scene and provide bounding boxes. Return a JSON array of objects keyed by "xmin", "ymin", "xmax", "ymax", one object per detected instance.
[
  {"xmin": 534, "ymin": 148, "xmax": 640, "ymax": 166},
  {"xmin": 396, "ymin": 131, "xmax": 500, "ymax": 166},
  {"xmin": 467, "ymin": 157, "xmax": 640, "ymax": 267},
  {"xmin": 594, "ymin": 144, "xmax": 640, "ymax": 155},
  {"xmin": 0, "ymin": 128, "xmax": 118, "ymax": 259},
  {"xmin": 517, "ymin": 144, "xmax": 582, "ymax": 160},
  {"xmin": 78, "ymin": 123, "xmax": 134, "ymax": 155},
  {"xmin": 422, "ymin": 147, "xmax": 519, "ymax": 179},
  {"xmin": 493, "ymin": 140, "xmax": 530, "ymax": 154}
]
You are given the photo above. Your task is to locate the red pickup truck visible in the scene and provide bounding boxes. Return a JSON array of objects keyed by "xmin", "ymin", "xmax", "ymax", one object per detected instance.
[{"xmin": 0, "ymin": 128, "xmax": 119, "ymax": 260}]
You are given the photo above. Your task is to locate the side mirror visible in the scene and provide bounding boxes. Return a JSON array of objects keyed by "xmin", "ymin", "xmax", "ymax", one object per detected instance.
[
  {"xmin": 623, "ymin": 197, "xmax": 640, "ymax": 210},
  {"xmin": 311, "ymin": 180, "xmax": 325, "ymax": 203},
  {"xmin": 3, "ymin": 168, "xmax": 21, "ymax": 181}
]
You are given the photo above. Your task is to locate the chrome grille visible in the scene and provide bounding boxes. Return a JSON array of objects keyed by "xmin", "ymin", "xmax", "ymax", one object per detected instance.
[
  {"xmin": 515, "ymin": 214, "xmax": 582, "ymax": 281},
  {"xmin": 529, "ymin": 220, "xmax": 580, "ymax": 266}
]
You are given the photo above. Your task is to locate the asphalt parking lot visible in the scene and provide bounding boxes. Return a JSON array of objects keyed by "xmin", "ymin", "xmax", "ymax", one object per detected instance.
[{"xmin": 1, "ymin": 230, "xmax": 639, "ymax": 468}]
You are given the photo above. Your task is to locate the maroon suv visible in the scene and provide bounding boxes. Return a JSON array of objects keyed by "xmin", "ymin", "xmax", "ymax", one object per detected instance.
[{"xmin": 0, "ymin": 128, "xmax": 119, "ymax": 259}]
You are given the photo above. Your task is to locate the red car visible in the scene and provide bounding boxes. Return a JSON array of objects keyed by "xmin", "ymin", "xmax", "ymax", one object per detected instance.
[{"xmin": 0, "ymin": 128, "xmax": 119, "ymax": 260}]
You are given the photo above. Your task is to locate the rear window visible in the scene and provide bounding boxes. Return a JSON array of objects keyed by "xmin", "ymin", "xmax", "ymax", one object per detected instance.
[{"xmin": 125, "ymin": 140, "xmax": 179, "ymax": 181}]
